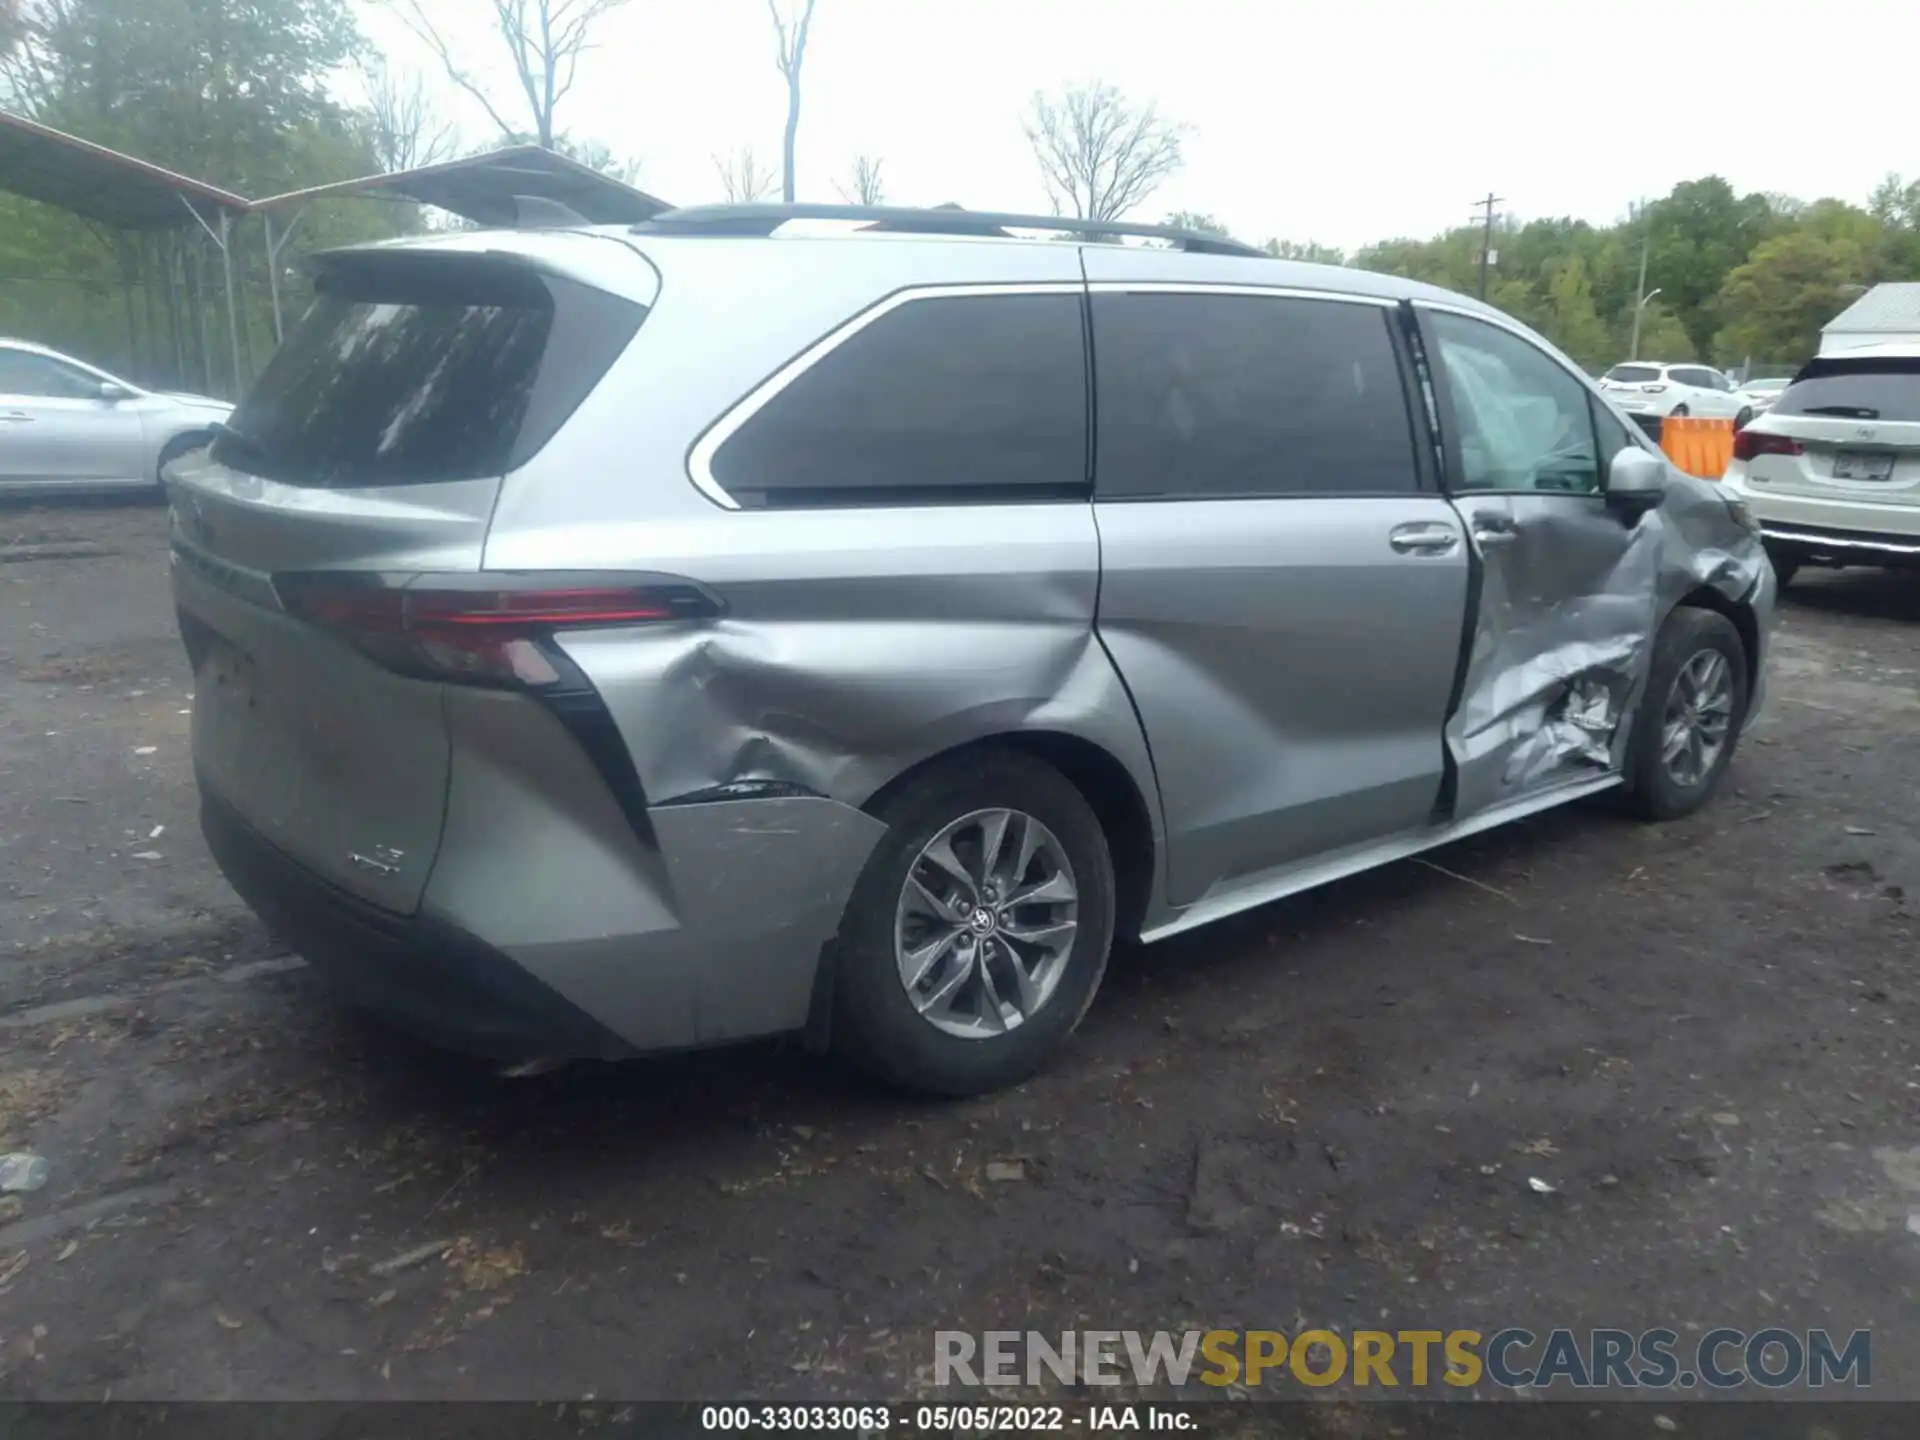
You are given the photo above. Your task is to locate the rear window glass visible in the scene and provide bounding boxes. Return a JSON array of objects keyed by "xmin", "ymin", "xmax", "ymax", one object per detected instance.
[
  {"xmin": 709, "ymin": 292, "xmax": 1087, "ymax": 509},
  {"xmin": 1773, "ymin": 361, "xmax": 1920, "ymax": 422},
  {"xmin": 215, "ymin": 258, "xmax": 642, "ymax": 488},
  {"xmin": 1091, "ymin": 292, "xmax": 1418, "ymax": 500},
  {"xmin": 1604, "ymin": 365, "xmax": 1660, "ymax": 383}
]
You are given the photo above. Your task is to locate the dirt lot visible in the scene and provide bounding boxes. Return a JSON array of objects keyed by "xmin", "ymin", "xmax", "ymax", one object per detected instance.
[{"xmin": 1, "ymin": 499, "xmax": 1917, "ymax": 1406}]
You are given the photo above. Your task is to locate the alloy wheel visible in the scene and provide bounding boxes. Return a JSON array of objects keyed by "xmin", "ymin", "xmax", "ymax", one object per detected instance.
[
  {"xmin": 893, "ymin": 808, "xmax": 1079, "ymax": 1039},
  {"xmin": 1660, "ymin": 648, "xmax": 1735, "ymax": 788}
]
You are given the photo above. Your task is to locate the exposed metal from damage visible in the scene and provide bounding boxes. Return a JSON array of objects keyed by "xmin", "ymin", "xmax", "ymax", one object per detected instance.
[{"xmin": 1445, "ymin": 475, "xmax": 1767, "ymax": 815}]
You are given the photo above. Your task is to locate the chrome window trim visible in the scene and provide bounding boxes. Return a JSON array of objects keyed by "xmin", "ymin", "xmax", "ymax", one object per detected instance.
[
  {"xmin": 686, "ymin": 281, "xmax": 1086, "ymax": 511},
  {"xmin": 1084, "ymin": 282, "xmax": 1394, "ymax": 307}
]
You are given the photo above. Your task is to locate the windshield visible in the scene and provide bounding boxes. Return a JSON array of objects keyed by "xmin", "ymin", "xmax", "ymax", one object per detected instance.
[
  {"xmin": 1745, "ymin": 378, "xmax": 1789, "ymax": 394},
  {"xmin": 1604, "ymin": 365, "xmax": 1661, "ymax": 383}
]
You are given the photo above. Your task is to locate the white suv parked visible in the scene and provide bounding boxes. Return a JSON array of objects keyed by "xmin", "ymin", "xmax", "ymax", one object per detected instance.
[
  {"xmin": 1598, "ymin": 362, "xmax": 1753, "ymax": 426},
  {"xmin": 1720, "ymin": 349, "xmax": 1920, "ymax": 585}
]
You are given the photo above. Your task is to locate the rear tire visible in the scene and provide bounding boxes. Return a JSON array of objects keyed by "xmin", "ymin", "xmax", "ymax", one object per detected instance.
[
  {"xmin": 1623, "ymin": 609, "xmax": 1749, "ymax": 822},
  {"xmin": 831, "ymin": 749, "xmax": 1115, "ymax": 1097}
]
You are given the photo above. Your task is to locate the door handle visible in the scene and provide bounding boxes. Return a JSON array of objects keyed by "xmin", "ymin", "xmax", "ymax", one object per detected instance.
[
  {"xmin": 0, "ymin": 412, "xmax": 31, "ymax": 423},
  {"xmin": 1388, "ymin": 521, "xmax": 1460, "ymax": 556},
  {"xmin": 1470, "ymin": 511, "xmax": 1518, "ymax": 547}
]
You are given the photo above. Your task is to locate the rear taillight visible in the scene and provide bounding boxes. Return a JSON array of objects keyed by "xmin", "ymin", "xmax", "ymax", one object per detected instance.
[
  {"xmin": 1642, "ymin": 383, "xmax": 1668, "ymax": 393},
  {"xmin": 1731, "ymin": 431, "xmax": 1804, "ymax": 463},
  {"xmin": 276, "ymin": 573, "xmax": 722, "ymax": 689}
]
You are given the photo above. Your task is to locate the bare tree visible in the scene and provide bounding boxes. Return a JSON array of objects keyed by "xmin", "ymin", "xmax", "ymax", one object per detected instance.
[
  {"xmin": 397, "ymin": 0, "xmax": 630, "ymax": 150},
  {"xmin": 834, "ymin": 154, "xmax": 884, "ymax": 206},
  {"xmin": 766, "ymin": 0, "xmax": 817, "ymax": 202},
  {"xmin": 714, "ymin": 147, "xmax": 778, "ymax": 203},
  {"xmin": 1025, "ymin": 82, "xmax": 1186, "ymax": 223},
  {"xmin": 362, "ymin": 57, "xmax": 456, "ymax": 173}
]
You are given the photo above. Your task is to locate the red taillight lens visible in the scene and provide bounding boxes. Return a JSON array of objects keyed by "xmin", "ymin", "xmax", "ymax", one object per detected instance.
[
  {"xmin": 277, "ymin": 574, "xmax": 720, "ymax": 688},
  {"xmin": 1642, "ymin": 383, "xmax": 1668, "ymax": 393},
  {"xmin": 1731, "ymin": 430, "xmax": 1803, "ymax": 462}
]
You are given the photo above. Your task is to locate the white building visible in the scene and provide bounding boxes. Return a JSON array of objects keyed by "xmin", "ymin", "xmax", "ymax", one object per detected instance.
[{"xmin": 1820, "ymin": 282, "xmax": 1920, "ymax": 356}]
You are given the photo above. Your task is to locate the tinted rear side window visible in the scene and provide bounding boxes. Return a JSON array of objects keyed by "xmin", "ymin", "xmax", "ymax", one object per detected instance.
[
  {"xmin": 216, "ymin": 257, "xmax": 643, "ymax": 488},
  {"xmin": 1774, "ymin": 360, "xmax": 1920, "ymax": 422},
  {"xmin": 1091, "ymin": 292, "xmax": 1419, "ymax": 500},
  {"xmin": 709, "ymin": 292, "xmax": 1088, "ymax": 509}
]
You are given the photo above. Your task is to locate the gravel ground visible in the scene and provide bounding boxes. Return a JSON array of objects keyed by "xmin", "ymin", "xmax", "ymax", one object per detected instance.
[{"xmin": 1, "ymin": 500, "xmax": 1917, "ymax": 1411}]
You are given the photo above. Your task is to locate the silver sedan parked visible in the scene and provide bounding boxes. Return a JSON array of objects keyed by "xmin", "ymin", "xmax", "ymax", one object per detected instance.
[{"xmin": 0, "ymin": 338, "xmax": 230, "ymax": 496}]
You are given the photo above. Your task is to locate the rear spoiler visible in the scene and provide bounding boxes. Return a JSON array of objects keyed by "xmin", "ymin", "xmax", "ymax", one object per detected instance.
[{"xmin": 1793, "ymin": 353, "xmax": 1920, "ymax": 383}]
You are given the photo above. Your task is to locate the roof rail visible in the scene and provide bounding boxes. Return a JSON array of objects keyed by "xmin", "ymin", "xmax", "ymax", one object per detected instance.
[{"xmin": 632, "ymin": 203, "xmax": 1268, "ymax": 258}]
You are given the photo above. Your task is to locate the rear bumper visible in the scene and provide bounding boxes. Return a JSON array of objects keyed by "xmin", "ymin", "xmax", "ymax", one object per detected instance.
[
  {"xmin": 202, "ymin": 774, "xmax": 889, "ymax": 1061},
  {"xmin": 202, "ymin": 793, "xmax": 636, "ymax": 1061},
  {"xmin": 1759, "ymin": 521, "xmax": 1920, "ymax": 561}
]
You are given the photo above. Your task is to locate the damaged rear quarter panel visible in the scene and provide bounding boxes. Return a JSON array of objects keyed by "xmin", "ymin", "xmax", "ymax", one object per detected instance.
[{"xmin": 552, "ymin": 503, "xmax": 1161, "ymax": 820}]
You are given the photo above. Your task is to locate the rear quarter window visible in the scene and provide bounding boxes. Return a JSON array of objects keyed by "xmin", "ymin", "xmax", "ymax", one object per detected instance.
[
  {"xmin": 215, "ymin": 257, "xmax": 644, "ymax": 488},
  {"xmin": 706, "ymin": 291, "xmax": 1088, "ymax": 509},
  {"xmin": 1091, "ymin": 291, "xmax": 1419, "ymax": 500}
]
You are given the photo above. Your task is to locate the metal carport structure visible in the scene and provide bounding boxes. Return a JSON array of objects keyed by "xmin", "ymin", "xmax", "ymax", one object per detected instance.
[
  {"xmin": 250, "ymin": 145, "xmax": 672, "ymax": 339},
  {"xmin": 0, "ymin": 109, "xmax": 252, "ymax": 392}
]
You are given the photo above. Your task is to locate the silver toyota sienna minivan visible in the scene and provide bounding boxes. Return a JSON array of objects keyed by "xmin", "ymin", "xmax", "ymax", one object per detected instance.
[{"xmin": 168, "ymin": 204, "xmax": 1775, "ymax": 1096}]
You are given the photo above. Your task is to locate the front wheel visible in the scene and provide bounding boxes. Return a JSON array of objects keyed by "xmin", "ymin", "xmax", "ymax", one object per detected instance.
[
  {"xmin": 830, "ymin": 749, "xmax": 1115, "ymax": 1096},
  {"xmin": 1622, "ymin": 609, "xmax": 1749, "ymax": 821}
]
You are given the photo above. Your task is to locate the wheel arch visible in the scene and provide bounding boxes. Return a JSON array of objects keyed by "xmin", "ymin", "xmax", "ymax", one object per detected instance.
[
  {"xmin": 1671, "ymin": 584, "xmax": 1759, "ymax": 694},
  {"xmin": 155, "ymin": 426, "xmax": 217, "ymax": 485},
  {"xmin": 861, "ymin": 730, "xmax": 1160, "ymax": 943}
]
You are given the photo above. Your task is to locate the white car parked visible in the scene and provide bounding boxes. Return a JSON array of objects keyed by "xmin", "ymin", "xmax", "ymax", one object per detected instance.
[
  {"xmin": 1735, "ymin": 376, "xmax": 1792, "ymax": 417},
  {"xmin": 1598, "ymin": 362, "xmax": 1754, "ymax": 426},
  {"xmin": 1719, "ymin": 348, "xmax": 1920, "ymax": 585},
  {"xmin": 0, "ymin": 338, "xmax": 230, "ymax": 497}
]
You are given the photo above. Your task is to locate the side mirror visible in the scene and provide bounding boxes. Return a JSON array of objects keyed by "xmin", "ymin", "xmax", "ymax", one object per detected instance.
[
  {"xmin": 97, "ymin": 381, "xmax": 132, "ymax": 403},
  {"xmin": 1605, "ymin": 446, "xmax": 1668, "ymax": 522}
]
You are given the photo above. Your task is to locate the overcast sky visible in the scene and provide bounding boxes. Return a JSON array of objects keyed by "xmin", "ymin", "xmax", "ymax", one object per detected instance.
[{"xmin": 361, "ymin": 0, "xmax": 1919, "ymax": 251}]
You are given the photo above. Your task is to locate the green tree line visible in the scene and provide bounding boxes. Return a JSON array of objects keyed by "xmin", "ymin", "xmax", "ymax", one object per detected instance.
[
  {"xmin": 3, "ymin": 1, "xmax": 1917, "ymax": 393},
  {"xmin": 0, "ymin": 0, "xmax": 413, "ymax": 392},
  {"xmin": 1183, "ymin": 176, "xmax": 1920, "ymax": 377}
]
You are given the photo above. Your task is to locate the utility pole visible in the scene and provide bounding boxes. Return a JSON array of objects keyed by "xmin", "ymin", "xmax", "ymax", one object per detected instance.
[
  {"xmin": 1629, "ymin": 199, "xmax": 1653, "ymax": 361},
  {"xmin": 1473, "ymin": 192, "xmax": 1503, "ymax": 300}
]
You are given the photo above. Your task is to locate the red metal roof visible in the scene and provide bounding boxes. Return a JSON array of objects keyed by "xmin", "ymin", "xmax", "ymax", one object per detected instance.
[{"xmin": 0, "ymin": 110, "xmax": 250, "ymax": 228}]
